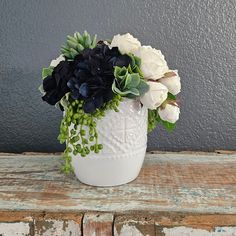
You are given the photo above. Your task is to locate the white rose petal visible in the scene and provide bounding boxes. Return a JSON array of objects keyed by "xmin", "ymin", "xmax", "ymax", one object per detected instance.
[
  {"xmin": 158, "ymin": 104, "xmax": 180, "ymax": 123},
  {"xmin": 50, "ymin": 54, "xmax": 65, "ymax": 67},
  {"xmin": 159, "ymin": 70, "xmax": 181, "ymax": 95},
  {"xmin": 140, "ymin": 81, "xmax": 168, "ymax": 109},
  {"xmin": 134, "ymin": 46, "xmax": 169, "ymax": 80},
  {"xmin": 110, "ymin": 33, "xmax": 141, "ymax": 54}
]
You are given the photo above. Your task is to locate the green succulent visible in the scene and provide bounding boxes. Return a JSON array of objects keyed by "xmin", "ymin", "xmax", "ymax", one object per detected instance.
[
  {"xmin": 127, "ymin": 53, "xmax": 143, "ymax": 77},
  {"xmin": 60, "ymin": 31, "xmax": 97, "ymax": 59},
  {"xmin": 112, "ymin": 66, "xmax": 149, "ymax": 98}
]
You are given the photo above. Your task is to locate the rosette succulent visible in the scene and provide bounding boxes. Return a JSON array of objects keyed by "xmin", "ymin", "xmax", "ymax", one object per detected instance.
[
  {"xmin": 112, "ymin": 66, "xmax": 149, "ymax": 98},
  {"xmin": 61, "ymin": 31, "xmax": 97, "ymax": 59}
]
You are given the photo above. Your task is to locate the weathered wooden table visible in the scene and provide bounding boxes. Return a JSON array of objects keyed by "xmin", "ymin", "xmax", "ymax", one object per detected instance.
[{"xmin": 0, "ymin": 151, "xmax": 236, "ymax": 235}]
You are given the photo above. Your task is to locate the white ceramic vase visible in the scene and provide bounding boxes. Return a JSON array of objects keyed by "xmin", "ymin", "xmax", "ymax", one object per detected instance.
[{"xmin": 71, "ymin": 99, "xmax": 148, "ymax": 186}]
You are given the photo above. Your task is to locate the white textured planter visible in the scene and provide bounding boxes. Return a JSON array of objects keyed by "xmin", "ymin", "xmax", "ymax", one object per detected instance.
[{"xmin": 71, "ymin": 99, "xmax": 147, "ymax": 187}]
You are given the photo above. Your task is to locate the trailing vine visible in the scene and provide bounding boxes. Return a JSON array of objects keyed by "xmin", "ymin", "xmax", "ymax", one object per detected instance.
[{"xmin": 58, "ymin": 95, "xmax": 122, "ymax": 173}]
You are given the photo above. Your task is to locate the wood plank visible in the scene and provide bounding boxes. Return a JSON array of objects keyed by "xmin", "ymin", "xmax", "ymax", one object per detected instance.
[
  {"xmin": 83, "ymin": 213, "xmax": 113, "ymax": 236},
  {"xmin": 114, "ymin": 215, "xmax": 155, "ymax": 235},
  {"xmin": 0, "ymin": 211, "xmax": 82, "ymax": 236},
  {"xmin": 0, "ymin": 153, "xmax": 236, "ymax": 214},
  {"xmin": 115, "ymin": 213, "xmax": 236, "ymax": 235},
  {"xmin": 34, "ymin": 219, "xmax": 81, "ymax": 236},
  {"xmin": 0, "ymin": 222, "xmax": 32, "ymax": 236},
  {"xmin": 2, "ymin": 212, "xmax": 236, "ymax": 235}
]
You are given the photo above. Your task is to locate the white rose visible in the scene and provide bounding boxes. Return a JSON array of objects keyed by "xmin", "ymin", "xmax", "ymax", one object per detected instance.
[
  {"xmin": 50, "ymin": 54, "xmax": 65, "ymax": 67},
  {"xmin": 158, "ymin": 103, "xmax": 180, "ymax": 123},
  {"xmin": 140, "ymin": 81, "xmax": 168, "ymax": 109},
  {"xmin": 159, "ymin": 70, "xmax": 181, "ymax": 95},
  {"xmin": 110, "ymin": 33, "xmax": 141, "ymax": 54},
  {"xmin": 134, "ymin": 46, "xmax": 169, "ymax": 79}
]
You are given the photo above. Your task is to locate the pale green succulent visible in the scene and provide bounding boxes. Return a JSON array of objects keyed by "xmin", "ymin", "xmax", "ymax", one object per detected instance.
[
  {"xmin": 60, "ymin": 31, "xmax": 97, "ymax": 59},
  {"xmin": 112, "ymin": 66, "xmax": 149, "ymax": 98}
]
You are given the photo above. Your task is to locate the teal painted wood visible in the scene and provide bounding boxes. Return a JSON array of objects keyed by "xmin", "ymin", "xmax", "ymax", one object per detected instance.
[{"xmin": 0, "ymin": 152, "xmax": 236, "ymax": 214}]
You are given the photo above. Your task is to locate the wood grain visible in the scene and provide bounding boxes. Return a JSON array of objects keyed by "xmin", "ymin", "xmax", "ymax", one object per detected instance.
[
  {"xmin": 114, "ymin": 215, "xmax": 155, "ymax": 235},
  {"xmin": 0, "ymin": 152, "xmax": 236, "ymax": 214},
  {"xmin": 83, "ymin": 213, "xmax": 113, "ymax": 236}
]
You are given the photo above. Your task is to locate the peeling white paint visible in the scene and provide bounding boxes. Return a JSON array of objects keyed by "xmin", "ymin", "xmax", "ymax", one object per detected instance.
[
  {"xmin": 117, "ymin": 224, "xmax": 145, "ymax": 236},
  {"xmin": 0, "ymin": 222, "xmax": 30, "ymax": 235},
  {"xmin": 163, "ymin": 226, "xmax": 236, "ymax": 236},
  {"xmin": 35, "ymin": 220, "xmax": 81, "ymax": 236}
]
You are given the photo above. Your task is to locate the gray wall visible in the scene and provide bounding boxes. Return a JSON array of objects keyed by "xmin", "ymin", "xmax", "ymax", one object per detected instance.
[{"xmin": 0, "ymin": 0, "xmax": 235, "ymax": 153}]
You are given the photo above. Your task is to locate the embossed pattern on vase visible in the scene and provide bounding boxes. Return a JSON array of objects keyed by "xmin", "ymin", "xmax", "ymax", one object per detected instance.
[{"xmin": 86, "ymin": 99, "xmax": 147, "ymax": 159}]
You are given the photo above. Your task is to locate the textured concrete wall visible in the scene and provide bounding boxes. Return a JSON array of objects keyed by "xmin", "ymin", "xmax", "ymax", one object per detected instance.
[{"xmin": 0, "ymin": 0, "xmax": 235, "ymax": 152}]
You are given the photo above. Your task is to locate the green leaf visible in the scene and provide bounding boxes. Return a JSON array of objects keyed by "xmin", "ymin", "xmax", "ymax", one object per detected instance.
[
  {"xmin": 112, "ymin": 84, "xmax": 132, "ymax": 96},
  {"xmin": 112, "ymin": 81, "xmax": 140, "ymax": 97},
  {"xmin": 134, "ymin": 66, "xmax": 144, "ymax": 78},
  {"xmin": 112, "ymin": 81, "xmax": 125, "ymax": 95},
  {"xmin": 42, "ymin": 67, "xmax": 53, "ymax": 79},
  {"xmin": 129, "ymin": 87, "xmax": 140, "ymax": 96},
  {"xmin": 60, "ymin": 93, "xmax": 70, "ymax": 109},
  {"xmin": 38, "ymin": 84, "xmax": 44, "ymax": 94},
  {"xmin": 148, "ymin": 109, "xmax": 161, "ymax": 132},
  {"xmin": 76, "ymin": 44, "xmax": 84, "ymax": 52},
  {"xmin": 127, "ymin": 64, "xmax": 133, "ymax": 73},
  {"xmin": 134, "ymin": 55, "xmax": 141, "ymax": 67},
  {"xmin": 114, "ymin": 66, "xmax": 128, "ymax": 79},
  {"xmin": 124, "ymin": 74, "xmax": 132, "ymax": 88},
  {"xmin": 129, "ymin": 54, "xmax": 136, "ymax": 69},
  {"xmin": 168, "ymin": 92, "xmax": 176, "ymax": 100},
  {"xmin": 63, "ymin": 52, "xmax": 72, "ymax": 59},
  {"xmin": 125, "ymin": 93, "xmax": 138, "ymax": 99},
  {"xmin": 114, "ymin": 66, "xmax": 121, "ymax": 77},
  {"xmin": 91, "ymin": 35, "xmax": 97, "ymax": 48},
  {"xmin": 161, "ymin": 120, "xmax": 176, "ymax": 131},
  {"xmin": 84, "ymin": 34, "xmax": 92, "ymax": 48},
  {"xmin": 74, "ymin": 32, "xmax": 83, "ymax": 42},
  {"xmin": 83, "ymin": 30, "xmax": 89, "ymax": 37},
  {"xmin": 137, "ymin": 80, "xmax": 149, "ymax": 95},
  {"xmin": 67, "ymin": 35, "xmax": 77, "ymax": 44},
  {"xmin": 70, "ymin": 48, "xmax": 79, "ymax": 57},
  {"xmin": 60, "ymin": 46, "xmax": 69, "ymax": 54},
  {"xmin": 126, "ymin": 73, "xmax": 140, "ymax": 88},
  {"xmin": 67, "ymin": 40, "xmax": 78, "ymax": 49}
]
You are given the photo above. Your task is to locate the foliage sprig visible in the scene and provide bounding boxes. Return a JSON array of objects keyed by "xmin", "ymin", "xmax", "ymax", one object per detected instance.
[
  {"xmin": 58, "ymin": 95, "xmax": 122, "ymax": 173},
  {"xmin": 112, "ymin": 54, "xmax": 149, "ymax": 98},
  {"xmin": 148, "ymin": 92, "xmax": 177, "ymax": 133},
  {"xmin": 61, "ymin": 31, "xmax": 97, "ymax": 59}
]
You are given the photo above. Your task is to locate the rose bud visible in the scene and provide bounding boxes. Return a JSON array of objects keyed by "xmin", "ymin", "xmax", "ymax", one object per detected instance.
[
  {"xmin": 158, "ymin": 103, "xmax": 180, "ymax": 123},
  {"xmin": 134, "ymin": 46, "xmax": 169, "ymax": 80},
  {"xmin": 159, "ymin": 70, "xmax": 181, "ymax": 95},
  {"xmin": 140, "ymin": 81, "xmax": 168, "ymax": 109},
  {"xmin": 110, "ymin": 33, "xmax": 141, "ymax": 54}
]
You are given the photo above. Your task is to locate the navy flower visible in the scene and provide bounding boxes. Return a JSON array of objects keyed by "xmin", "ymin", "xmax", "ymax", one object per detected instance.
[
  {"xmin": 42, "ymin": 61, "xmax": 74, "ymax": 105},
  {"xmin": 67, "ymin": 43, "xmax": 131, "ymax": 113},
  {"xmin": 42, "ymin": 43, "xmax": 131, "ymax": 113}
]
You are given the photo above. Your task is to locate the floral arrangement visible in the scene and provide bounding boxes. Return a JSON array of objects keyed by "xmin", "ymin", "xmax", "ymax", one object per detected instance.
[{"xmin": 40, "ymin": 31, "xmax": 181, "ymax": 172}]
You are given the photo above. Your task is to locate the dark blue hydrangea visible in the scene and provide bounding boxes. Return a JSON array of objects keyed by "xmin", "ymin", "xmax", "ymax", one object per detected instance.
[
  {"xmin": 42, "ymin": 43, "xmax": 131, "ymax": 113},
  {"xmin": 67, "ymin": 43, "xmax": 131, "ymax": 113},
  {"xmin": 42, "ymin": 61, "xmax": 73, "ymax": 105}
]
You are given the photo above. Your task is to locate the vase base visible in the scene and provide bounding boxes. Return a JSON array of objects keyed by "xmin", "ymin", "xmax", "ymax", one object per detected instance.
[{"xmin": 71, "ymin": 148, "xmax": 146, "ymax": 187}]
